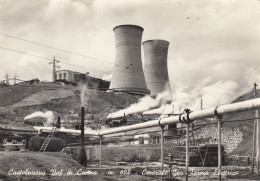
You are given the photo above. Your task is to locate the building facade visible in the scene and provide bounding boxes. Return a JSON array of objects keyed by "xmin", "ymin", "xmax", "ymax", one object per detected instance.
[
  {"xmin": 55, "ymin": 70, "xmax": 110, "ymax": 89},
  {"xmin": 55, "ymin": 70, "xmax": 81, "ymax": 83}
]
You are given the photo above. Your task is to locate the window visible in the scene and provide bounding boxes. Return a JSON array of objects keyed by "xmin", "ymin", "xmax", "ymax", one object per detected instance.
[
  {"xmin": 64, "ymin": 73, "xmax": 67, "ymax": 80},
  {"xmin": 59, "ymin": 73, "xmax": 62, "ymax": 79},
  {"xmin": 55, "ymin": 74, "xmax": 57, "ymax": 80}
]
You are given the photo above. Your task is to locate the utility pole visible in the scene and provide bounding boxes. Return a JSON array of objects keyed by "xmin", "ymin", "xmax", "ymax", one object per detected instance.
[
  {"xmin": 200, "ymin": 98, "xmax": 203, "ymax": 110},
  {"xmin": 13, "ymin": 74, "xmax": 18, "ymax": 85},
  {"xmin": 255, "ymin": 83, "xmax": 259, "ymax": 174},
  {"xmin": 252, "ymin": 83, "xmax": 259, "ymax": 173},
  {"xmin": 4, "ymin": 74, "xmax": 9, "ymax": 84},
  {"xmin": 49, "ymin": 56, "xmax": 60, "ymax": 82}
]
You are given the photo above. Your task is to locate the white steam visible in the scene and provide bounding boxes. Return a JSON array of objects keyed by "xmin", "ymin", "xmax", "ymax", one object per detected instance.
[
  {"xmin": 143, "ymin": 101, "xmax": 175, "ymax": 115},
  {"xmin": 24, "ymin": 111, "xmax": 54, "ymax": 126},
  {"xmin": 80, "ymin": 85, "xmax": 88, "ymax": 107},
  {"xmin": 107, "ymin": 88, "xmax": 173, "ymax": 119},
  {"xmin": 109, "ymin": 77, "xmax": 239, "ymax": 118},
  {"xmin": 166, "ymin": 78, "xmax": 238, "ymax": 114}
]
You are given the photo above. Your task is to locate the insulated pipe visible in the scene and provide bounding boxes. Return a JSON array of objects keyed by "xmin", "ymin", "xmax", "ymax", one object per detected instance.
[
  {"xmin": 37, "ymin": 98, "xmax": 260, "ymax": 137},
  {"xmin": 98, "ymin": 98, "xmax": 260, "ymax": 136}
]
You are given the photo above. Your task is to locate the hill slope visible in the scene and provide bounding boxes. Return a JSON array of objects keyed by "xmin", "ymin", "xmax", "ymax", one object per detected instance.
[
  {"xmin": 222, "ymin": 89, "xmax": 259, "ymax": 155},
  {"xmin": 0, "ymin": 83, "xmax": 140, "ymax": 129}
]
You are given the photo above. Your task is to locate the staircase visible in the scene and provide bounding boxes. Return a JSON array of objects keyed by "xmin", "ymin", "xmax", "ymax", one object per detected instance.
[{"xmin": 39, "ymin": 127, "xmax": 56, "ymax": 152}]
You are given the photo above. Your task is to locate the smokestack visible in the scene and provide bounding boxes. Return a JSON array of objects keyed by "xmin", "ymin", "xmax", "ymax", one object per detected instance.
[
  {"xmin": 109, "ymin": 25, "xmax": 150, "ymax": 95},
  {"xmin": 143, "ymin": 40, "xmax": 170, "ymax": 96},
  {"xmin": 81, "ymin": 107, "xmax": 85, "ymax": 146},
  {"xmin": 56, "ymin": 116, "xmax": 61, "ymax": 128},
  {"xmin": 78, "ymin": 107, "xmax": 87, "ymax": 166}
]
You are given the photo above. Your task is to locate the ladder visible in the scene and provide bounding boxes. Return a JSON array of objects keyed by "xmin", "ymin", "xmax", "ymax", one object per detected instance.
[{"xmin": 39, "ymin": 127, "xmax": 56, "ymax": 152}]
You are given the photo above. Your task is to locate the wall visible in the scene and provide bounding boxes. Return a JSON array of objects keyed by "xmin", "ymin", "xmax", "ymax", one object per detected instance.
[
  {"xmin": 56, "ymin": 70, "xmax": 76, "ymax": 82},
  {"xmin": 78, "ymin": 144, "xmax": 183, "ymax": 162},
  {"xmin": 86, "ymin": 145, "xmax": 162, "ymax": 162}
]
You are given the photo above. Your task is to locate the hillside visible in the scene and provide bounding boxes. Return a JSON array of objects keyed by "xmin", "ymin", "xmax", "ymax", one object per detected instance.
[
  {"xmin": 200, "ymin": 89, "xmax": 260, "ymax": 156},
  {"xmin": 0, "ymin": 82, "xmax": 140, "ymax": 129},
  {"xmin": 0, "ymin": 82, "xmax": 76, "ymax": 107},
  {"xmin": 222, "ymin": 89, "xmax": 259, "ymax": 155},
  {"xmin": 1, "ymin": 83, "xmax": 260, "ymax": 155}
]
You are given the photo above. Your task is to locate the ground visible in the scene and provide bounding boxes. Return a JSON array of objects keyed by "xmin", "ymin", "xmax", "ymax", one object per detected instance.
[
  {"xmin": 0, "ymin": 151, "xmax": 160, "ymax": 181},
  {"xmin": 1, "ymin": 151, "xmax": 260, "ymax": 181}
]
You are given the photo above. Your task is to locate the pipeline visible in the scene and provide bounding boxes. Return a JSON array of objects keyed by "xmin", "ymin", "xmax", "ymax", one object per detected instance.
[
  {"xmin": 36, "ymin": 98, "xmax": 260, "ymax": 137},
  {"xmin": 97, "ymin": 98, "xmax": 260, "ymax": 136}
]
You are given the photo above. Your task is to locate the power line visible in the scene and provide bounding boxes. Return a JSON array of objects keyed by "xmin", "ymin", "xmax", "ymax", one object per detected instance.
[
  {"xmin": 0, "ymin": 32, "xmax": 114, "ymax": 65},
  {"xmin": 0, "ymin": 32, "xmax": 242, "ymax": 92},
  {"xmin": 0, "ymin": 46, "xmax": 112, "ymax": 74},
  {"xmin": 0, "ymin": 46, "xmax": 242, "ymax": 95},
  {"xmin": 0, "ymin": 46, "xmax": 51, "ymax": 61},
  {"xmin": 0, "ymin": 32, "xmax": 211, "ymax": 68}
]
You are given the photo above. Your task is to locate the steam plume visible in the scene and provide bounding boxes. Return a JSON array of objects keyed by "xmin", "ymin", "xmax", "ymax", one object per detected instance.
[
  {"xmin": 107, "ymin": 87, "xmax": 172, "ymax": 119},
  {"xmin": 80, "ymin": 85, "xmax": 88, "ymax": 107},
  {"xmin": 143, "ymin": 101, "xmax": 175, "ymax": 115},
  {"xmin": 24, "ymin": 111, "xmax": 54, "ymax": 126}
]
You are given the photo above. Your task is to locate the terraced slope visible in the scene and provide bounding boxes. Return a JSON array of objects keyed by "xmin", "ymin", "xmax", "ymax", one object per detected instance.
[
  {"xmin": 0, "ymin": 83, "xmax": 74, "ymax": 107},
  {"xmin": 0, "ymin": 83, "xmax": 140, "ymax": 129},
  {"xmin": 10, "ymin": 89, "xmax": 75, "ymax": 108}
]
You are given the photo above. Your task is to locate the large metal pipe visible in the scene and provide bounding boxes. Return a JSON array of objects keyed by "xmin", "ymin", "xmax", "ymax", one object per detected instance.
[
  {"xmin": 36, "ymin": 98, "xmax": 260, "ymax": 137},
  {"xmin": 109, "ymin": 25, "xmax": 150, "ymax": 95},
  {"xmin": 98, "ymin": 98, "xmax": 260, "ymax": 136},
  {"xmin": 143, "ymin": 40, "xmax": 170, "ymax": 96}
]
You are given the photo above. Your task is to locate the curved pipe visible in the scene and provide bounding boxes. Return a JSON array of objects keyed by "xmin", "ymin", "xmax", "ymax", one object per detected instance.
[
  {"xmin": 35, "ymin": 98, "xmax": 260, "ymax": 137},
  {"xmin": 98, "ymin": 98, "xmax": 260, "ymax": 136}
]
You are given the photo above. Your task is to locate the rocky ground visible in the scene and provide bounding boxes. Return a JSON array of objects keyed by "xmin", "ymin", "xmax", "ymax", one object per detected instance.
[{"xmin": 1, "ymin": 151, "xmax": 260, "ymax": 181}]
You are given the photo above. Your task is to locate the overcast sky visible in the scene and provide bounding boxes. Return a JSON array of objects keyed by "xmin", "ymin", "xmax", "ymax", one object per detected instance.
[{"xmin": 0, "ymin": 0, "xmax": 260, "ymax": 110}]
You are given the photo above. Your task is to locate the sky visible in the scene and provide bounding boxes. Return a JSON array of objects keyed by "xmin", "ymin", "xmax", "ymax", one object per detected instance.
[{"xmin": 0, "ymin": 0, "xmax": 260, "ymax": 111}]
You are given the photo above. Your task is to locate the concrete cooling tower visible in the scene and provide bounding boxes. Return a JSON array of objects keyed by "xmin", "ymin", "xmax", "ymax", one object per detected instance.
[
  {"xmin": 109, "ymin": 25, "xmax": 150, "ymax": 95},
  {"xmin": 143, "ymin": 40, "xmax": 170, "ymax": 96}
]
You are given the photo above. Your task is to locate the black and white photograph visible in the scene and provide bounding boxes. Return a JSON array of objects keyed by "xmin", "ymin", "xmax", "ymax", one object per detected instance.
[{"xmin": 0, "ymin": 0, "xmax": 260, "ymax": 180}]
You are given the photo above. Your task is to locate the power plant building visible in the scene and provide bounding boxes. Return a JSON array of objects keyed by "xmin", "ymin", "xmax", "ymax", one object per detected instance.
[
  {"xmin": 109, "ymin": 25, "xmax": 150, "ymax": 95},
  {"xmin": 55, "ymin": 70, "xmax": 110, "ymax": 89},
  {"xmin": 143, "ymin": 40, "xmax": 171, "ymax": 96},
  {"xmin": 55, "ymin": 70, "xmax": 80, "ymax": 83}
]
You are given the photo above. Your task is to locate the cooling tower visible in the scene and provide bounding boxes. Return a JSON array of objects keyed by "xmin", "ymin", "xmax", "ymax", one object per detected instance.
[
  {"xmin": 109, "ymin": 25, "xmax": 150, "ymax": 95},
  {"xmin": 143, "ymin": 40, "xmax": 170, "ymax": 96}
]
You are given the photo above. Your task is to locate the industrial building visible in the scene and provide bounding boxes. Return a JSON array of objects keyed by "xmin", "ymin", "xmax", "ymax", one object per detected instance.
[
  {"xmin": 55, "ymin": 70, "xmax": 110, "ymax": 89},
  {"xmin": 55, "ymin": 70, "xmax": 83, "ymax": 83}
]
